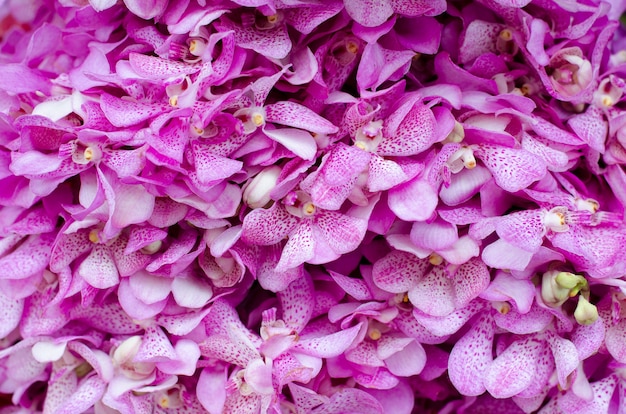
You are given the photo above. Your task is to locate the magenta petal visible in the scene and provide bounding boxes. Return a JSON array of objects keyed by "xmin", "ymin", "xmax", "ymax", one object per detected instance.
[
  {"xmin": 0, "ymin": 233, "xmax": 54, "ymax": 280},
  {"xmin": 453, "ymin": 259, "xmax": 490, "ymax": 309},
  {"xmin": 329, "ymin": 270, "xmax": 372, "ymax": 301},
  {"xmin": 440, "ymin": 165, "xmax": 492, "ymax": 206},
  {"xmin": 480, "ymin": 271, "xmax": 535, "ymax": 314},
  {"xmin": 545, "ymin": 332, "xmax": 579, "ymax": 390},
  {"xmin": 109, "ymin": 183, "xmax": 156, "ymax": 230},
  {"xmin": 448, "ymin": 314, "xmax": 494, "ymax": 396},
  {"xmin": 242, "ymin": 204, "xmax": 299, "ymax": 246},
  {"xmin": 123, "ymin": 0, "xmax": 168, "ymax": 19},
  {"xmin": 571, "ymin": 318, "xmax": 605, "ymax": 360},
  {"xmin": 125, "ymin": 226, "xmax": 168, "ymax": 254},
  {"xmin": 315, "ymin": 211, "xmax": 368, "ymax": 255},
  {"xmin": 606, "ymin": 319, "xmax": 626, "ymax": 363},
  {"xmin": 495, "ymin": 210, "xmax": 545, "ymax": 253},
  {"xmin": 0, "ymin": 64, "xmax": 51, "ymax": 94},
  {"xmin": 276, "ymin": 221, "xmax": 316, "ymax": 271},
  {"xmin": 367, "ymin": 155, "xmax": 408, "ymax": 192},
  {"xmin": 557, "ymin": 376, "xmax": 618, "ymax": 414}
]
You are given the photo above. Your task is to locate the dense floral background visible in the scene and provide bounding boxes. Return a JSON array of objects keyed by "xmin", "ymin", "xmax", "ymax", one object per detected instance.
[{"xmin": 2, "ymin": 0, "xmax": 626, "ymax": 412}]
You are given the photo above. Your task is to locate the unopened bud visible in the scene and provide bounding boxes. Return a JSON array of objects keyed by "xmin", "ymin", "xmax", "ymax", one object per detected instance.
[
  {"xmin": 574, "ymin": 296, "xmax": 598, "ymax": 325},
  {"xmin": 243, "ymin": 166, "xmax": 281, "ymax": 209}
]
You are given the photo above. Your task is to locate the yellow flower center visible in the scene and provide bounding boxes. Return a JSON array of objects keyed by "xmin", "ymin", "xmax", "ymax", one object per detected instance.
[
  {"xmin": 252, "ymin": 113, "xmax": 265, "ymax": 126},
  {"xmin": 303, "ymin": 202, "xmax": 316, "ymax": 216},
  {"xmin": 84, "ymin": 147, "xmax": 94, "ymax": 161},
  {"xmin": 88, "ymin": 229, "xmax": 99, "ymax": 243},
  {"xmin": 346, "ymin": 40, "xmax": 359, "ymax": 54},
  {"xmin": 499, "ymin": 29, "xmax": 513, "ymax": 41},
  {"xmin": 368, "ymin": 328, "xmax": 382, "ymax": 341},
  {"xmin": 428, "ymin": 253, "xmax": 443, "ymax": 266}
]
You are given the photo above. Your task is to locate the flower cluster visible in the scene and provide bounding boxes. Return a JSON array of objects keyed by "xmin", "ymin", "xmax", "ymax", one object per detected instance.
[{"xmin": 2, "ymin": 0, "xmax": 626, "ymax": 412}]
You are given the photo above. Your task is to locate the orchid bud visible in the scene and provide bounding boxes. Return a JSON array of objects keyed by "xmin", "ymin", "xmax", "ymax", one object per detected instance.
[
  {"xmin": 574, "ymin": 296, "xmax": 599, "ymax": 325},
  {"xmin": 243, "ymin": 166, "xmax": 281, "ymax": 209},
  {"xmin": 541, "ymin": 270, "xmax": 575, "ymax": 307}
]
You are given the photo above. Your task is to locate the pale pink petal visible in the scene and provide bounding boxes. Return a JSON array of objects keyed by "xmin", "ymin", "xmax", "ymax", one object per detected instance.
[
  {"xmin": 388, "ymin": 178, "xmax": 438, "ymax": 221},
  {"xmin": 263, "ymin": 127, "xmax": 318, "ymax": 160},
  {"xmin": 171, "ymin": 276, "xmax": 213, "ymax": 308},
  {"xmin": 384, "ymin": 340, "xmax": 427, "ymax": 377},
  {"xmin": 0, "ymin": 291, "xmax": 23, "ymax": 338},
  {"xmin": 410, "ymin": 217, "xmax": 458, "ymax": 251},
  {"xmin": 197, "ymin": 367, "xmax": 228, "ymax": 414},
  {"xmin": 545, "ymin": 332, "xmax": 579, "ymax": 390},
  {"xmin": 482, "ymin": 239, "xmax": 534, "ymax": 271}
]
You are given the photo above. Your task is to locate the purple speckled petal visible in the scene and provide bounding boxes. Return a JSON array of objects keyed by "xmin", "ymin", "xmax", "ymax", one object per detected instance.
[
  {"xmin": 314, "ymin": 388, "xmax": 383, "ymax": 414},
  {"xmin": 276, "ymin": 220, "xmax": 315, "ymax": 271},
  {"xmin": 408, "ymin": 266, "xmax": 455, "ymax": 317},
  {"xmin": 100, "ymin": 93, "xmax": 170, "ymax": 127},
  {"xmin": 0, "ymin": 233, "xmax": 54, "ymax": 280},
  {"xmin": 314, "ymin": 211, "xmax": 368, "ymax": 257},
  {"xmin": 293, "ymin": 323, "xmax": 362, "ymax": 358},
  {"xmin": 372, "ymin": 250, "xmax": 428, "ymax": 293},
  {"xmin": 571, "ymin": 317, "xmax": 605, "ymax": 360},
  {"xmin": 0, "ymin": 291, "xmax": 23, "ymax": 338},
  {"xmin": 484, "ymin": 337, "xmax": 545, "ymax": 399},
  {"xmin": 545, "ymin": 331, "xmax": 579, "ymax": 390},
  {"xmin": 266, "ymin": 101, "xmax": 339, "ymax": 134},
  {"xmin": 474, "ymin": 144, "xmax": 547, "ymax": 193},
  {"xmin": 557, "ymin": 375, "xmax": 618, "ymax": 414},
  {"xmin": 76, "ymin": 244, "xmax": 119, "ymax": 289},
  {"xmin": 344, "ymin": 0, "xmax": 393, "ymax": 28},
  {"xmin": 279, "ymin": 270, "xmax": 315, "ymax": 332},
  {"xmin": 128, "ymin": 52, "xmax": 200, "ymax": 79},
  {"xmin": 448, "ymin": 313, "xmax": 494, "ymax": 396}
]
